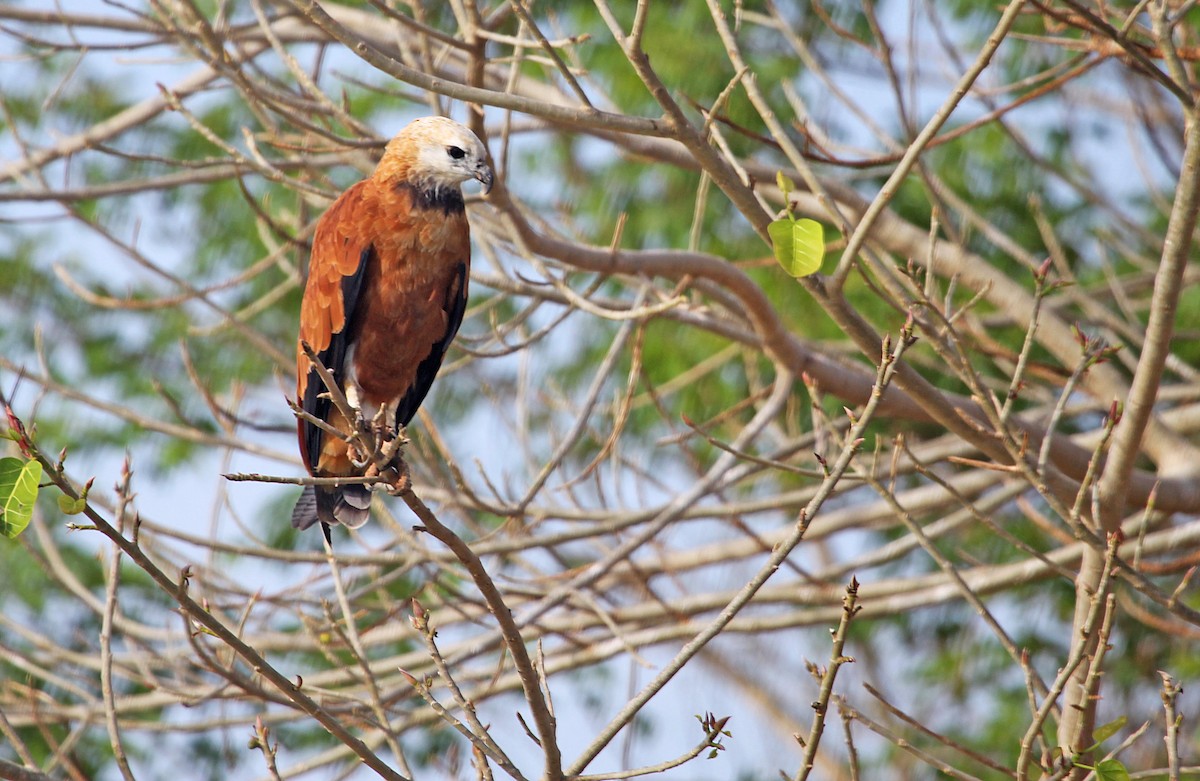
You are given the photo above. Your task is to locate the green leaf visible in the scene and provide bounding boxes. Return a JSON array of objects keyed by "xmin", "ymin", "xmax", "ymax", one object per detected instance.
[
  {"xmin": 58, "ymin": 493, "xmax": 87, "ymax": 516},
  {"xmin": 769, "ymin": 217, "xmax": 825, "ymax": 278},
  {"xmin": 1090, "ymin": 715, "xmax": 1127, "ymax": 748},
  {"xmin": 1093, "ymin": 758, "xmax": 1130, "ymax": 781},
  {"xmin": 57, "ymin": 477, "xmax": 92, "ymax": 517},
  {"xmin": 0, "ymin": 457, "xmax": 42, "ymax": 539},
  {"xmin": 776, "ymin": 171, "xmax": 795, "ymax": 196}
]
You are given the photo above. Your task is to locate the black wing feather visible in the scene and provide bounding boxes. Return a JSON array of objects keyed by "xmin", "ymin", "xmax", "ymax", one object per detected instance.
[
  {"xmin": 395, "ymin": 261, "xmax": 469, "ymax": 427},
  {"xmin": 301, "ymin": 245, "xmax": 373, "ymax": 470}
]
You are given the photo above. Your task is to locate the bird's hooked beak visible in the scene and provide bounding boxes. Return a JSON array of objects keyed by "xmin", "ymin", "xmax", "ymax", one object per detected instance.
[{"xmin": 474, "ymin": 163, "xmax": 494, "ymax": 195}]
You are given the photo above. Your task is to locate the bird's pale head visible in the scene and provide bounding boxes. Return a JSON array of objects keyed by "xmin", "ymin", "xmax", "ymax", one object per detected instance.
[{"xmin": 380, "ymin": 116, "xmax": 493, "ymax": 196}]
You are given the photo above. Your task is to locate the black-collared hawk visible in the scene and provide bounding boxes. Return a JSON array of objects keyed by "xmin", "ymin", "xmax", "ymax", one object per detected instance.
[{"xmin": 291, "ymin": 116, "xmax": 493, "ymax": 535}]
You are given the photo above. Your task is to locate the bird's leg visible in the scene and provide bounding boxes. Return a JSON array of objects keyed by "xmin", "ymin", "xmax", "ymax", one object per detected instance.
[
  {"xmin": 370, "ymin": 404, "xmax": 391, "ymax": 458},
  {"xmin": 343, "ymin": 385, "xmax": 374, "ymax": 469},
  {"xmin": 381, "ymin": 424, "xmax": 408, "ymax": 468},
  {"xmin": 359, "ymin": 429, "xmax": 408, "ymax": 494},
  {"xmin": 365, "ymin": 400, "xmax": 409, "ymax": 468}
]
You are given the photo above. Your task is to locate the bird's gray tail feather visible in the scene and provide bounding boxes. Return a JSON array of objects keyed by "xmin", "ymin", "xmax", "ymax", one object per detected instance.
[{"xmin": 291, "ymin": 484, "xmax": 372, "ymax": 531}]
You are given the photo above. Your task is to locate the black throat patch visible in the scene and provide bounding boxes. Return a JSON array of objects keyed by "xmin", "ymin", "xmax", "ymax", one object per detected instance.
[{"xmin": 396, "ymin": 181, "xmax": 465, "ymax": 215}]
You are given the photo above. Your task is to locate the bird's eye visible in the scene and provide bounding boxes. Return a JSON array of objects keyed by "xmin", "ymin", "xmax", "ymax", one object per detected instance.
[{"xmin": 446, "ymin": 145, "xmax": 466, "ymax": 160}]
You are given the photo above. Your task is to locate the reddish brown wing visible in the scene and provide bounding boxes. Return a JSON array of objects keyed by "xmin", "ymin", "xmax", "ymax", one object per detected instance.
[{"xmin": 296, "ymin": 182, "xmax": 373, "ymax": 475}]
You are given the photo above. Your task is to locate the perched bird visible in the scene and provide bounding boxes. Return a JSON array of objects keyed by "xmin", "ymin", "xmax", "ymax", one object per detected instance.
[{"xmin": 291, "ymin": 116, "xmax": 493, "ymax": 536}]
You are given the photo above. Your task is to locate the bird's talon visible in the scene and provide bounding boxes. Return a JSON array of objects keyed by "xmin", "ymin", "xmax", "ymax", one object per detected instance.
[
  {"xmin": 385, "ymin": 459, "xmax": 411, "ymax": 495},
  {"xmin": 387, "ymin": 473, "xmax": 411, "ymax": 496}
]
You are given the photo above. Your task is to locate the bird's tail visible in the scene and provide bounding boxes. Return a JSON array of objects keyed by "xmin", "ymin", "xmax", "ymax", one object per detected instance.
[{"xmin": 291, "ymin": 484, "xmax": 372, "ymax": 532}]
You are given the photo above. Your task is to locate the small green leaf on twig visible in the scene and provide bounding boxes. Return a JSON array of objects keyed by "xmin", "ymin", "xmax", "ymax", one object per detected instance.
[
  {"xmin": 1092, "ymin": 758, "xmax": 1131, "ymax": 781},
  {"xmin": 1074, "ymin": 757, "xmax": 1131, "ymax": 781},
  {"xmin": 58, "ymin": 494, "xmax": 87, "ymax": 515},
  {"xmin": 1089, "ymin": 715, "xmax": 1127, "ymax": 748},
  {"xmin": 770, "ymin": 217, "xmax": 825, "ymax": 278},
  {"xmin": 776, "ymin": 171, "xmax": 795, "ymax": 198},
  {"xmin": 57, "ymin": 476, "xmax": 92, "ymax": 516},
  {"xmin": 1, "ymin": 457, "xmax": 42, "ymax": 539}
]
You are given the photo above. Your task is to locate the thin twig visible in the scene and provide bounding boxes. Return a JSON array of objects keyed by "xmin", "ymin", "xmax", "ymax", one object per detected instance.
[
  {"xmin": 100, "ymin": 457, "xmax": 137, "ymax": 781},
  {"xmin": 1160, "ymin": 671, "xmax": 1183, "ymax": 781},
  {"xmin": 795, "ymin": 578, "xmax": 860, "ymax": 781},
  {"xmin": 398, "ymin": 488, "xmax": 563, "ymax": 781}
]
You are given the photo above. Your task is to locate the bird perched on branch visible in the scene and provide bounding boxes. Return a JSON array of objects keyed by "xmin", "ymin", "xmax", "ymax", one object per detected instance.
[{"xmin": 290, "ymin": 116, "xmax": 493, "ymax": 537}]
